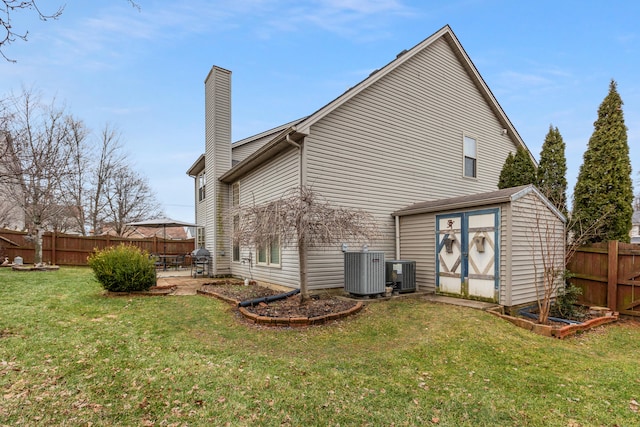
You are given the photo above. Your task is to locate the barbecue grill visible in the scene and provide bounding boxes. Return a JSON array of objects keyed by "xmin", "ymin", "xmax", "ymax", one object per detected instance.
[{"xmin": 191, "ymin": 248, "xmax": 212, "ymax": 278}]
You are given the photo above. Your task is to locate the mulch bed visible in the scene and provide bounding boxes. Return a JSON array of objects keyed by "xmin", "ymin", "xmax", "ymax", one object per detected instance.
[{"xmin": 199, "ymin": 281, "xmax": 362, "ymax": 325}]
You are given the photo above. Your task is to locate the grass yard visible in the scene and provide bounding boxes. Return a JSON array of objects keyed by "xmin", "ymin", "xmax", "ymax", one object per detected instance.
[{"xmin": 1, "ymin": 267, "xmax": 639, "ymax": 426}]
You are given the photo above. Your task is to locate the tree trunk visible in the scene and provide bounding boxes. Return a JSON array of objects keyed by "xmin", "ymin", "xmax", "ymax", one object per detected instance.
[
  {"xmin": 34, "ymin": 226, "xmax": 44, "ymax": 265},
  {"xmin": 298, "ymin": 238, "xmax": 309, "ymax": 303}
]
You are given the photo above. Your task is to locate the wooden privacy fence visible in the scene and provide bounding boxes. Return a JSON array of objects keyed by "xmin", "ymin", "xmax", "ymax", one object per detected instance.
[
  {"xmin": 0, "ymin": 229, "xmax": 195, "ymax": 266},
  {"xmin": 568, "ymin": 240, "xmax": 640, "ymax": 317}
]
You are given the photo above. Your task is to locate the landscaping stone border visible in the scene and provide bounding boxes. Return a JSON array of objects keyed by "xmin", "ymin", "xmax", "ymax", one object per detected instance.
[
  {"xmin": 197, "ymin": 288, "xmax": 364, "ymax": 326},
  {"xmin": 11, "ymin": 265, "xmax": 60, "ymax": 272},
  {"xmin": 105, "ymin": 285, "xmax": 177, "ymax": 297},
  {"xmin": 487, "ymin": 307, "xmax": 619, "ymax": 339}
]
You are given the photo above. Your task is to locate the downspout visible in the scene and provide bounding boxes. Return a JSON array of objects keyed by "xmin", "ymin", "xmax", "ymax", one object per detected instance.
[
  {"xmin": 285, "ymin": 133, "xmax": 302, "ymax": 188},
  {"xmin": 286, "ymin": 131, "xmax": 308, "ymax": 298},
  {"xmin": 395, "ymin": 215, "xmax": 400, "ymax": 260},
  {"xmin": 285, "ymin": 133, "xmax": 300, "ymax": 150}
]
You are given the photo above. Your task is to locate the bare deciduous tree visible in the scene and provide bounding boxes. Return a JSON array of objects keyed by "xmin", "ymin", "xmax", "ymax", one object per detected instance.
[
  {"xmin": 103, "ymin": 165, "xmax": 162, "ymax": 237},
  {"xmin": 86, "ymin": 124, "xmax": 126, "ymax": 235},
  {"xmin": 1, "ymin": 1, "xmax": 140, "ymax": 62},
  {"xmin": 234, "ymin": 186, "xmax": 379, "ymax": 302},
  {"xmin": 60, "ymin": 117, "xmax": 89, "ymax": 234},
  {"xmin": 522, "ymin": 192, "xmax": 610, "ymax": 324},
  {"xmin": 0, "ymin": 88, "xmax": 78, "ymax": 263}
]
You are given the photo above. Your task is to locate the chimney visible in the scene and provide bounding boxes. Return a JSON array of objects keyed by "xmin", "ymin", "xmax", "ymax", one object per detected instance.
[{"xmin": 204, "ymin": 66, "xmax": 232, "ymax": 275}]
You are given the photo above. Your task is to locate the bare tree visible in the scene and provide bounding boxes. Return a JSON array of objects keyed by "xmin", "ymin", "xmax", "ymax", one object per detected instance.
[
  {"xmin": 86, "ymin": 124, "xmax": 126, "ymax": 235},
  {"xmin": 1, "ymin": 1, "xmax": 140, "ymax": 61},
  {"xmin": 234, "ymin": 186, "xmax": 380, "ymax": 302},
  {"xmin": 60, "ymin": 116, "xmax": 89, "ymax": 234},
  {"xmin": 103, "ymin": 165, "xmax": 162, "ymax": 237},
  {"xmin": 0, "ymin": 88, "xmax": 77, "ymax": 263},
  {"xmin": 522, "ymin": 193, "xmax": 610, "ymax": 324},
  {"xmin": 0, "ymin": 1, "xmax": 64, "ymax": 62}
]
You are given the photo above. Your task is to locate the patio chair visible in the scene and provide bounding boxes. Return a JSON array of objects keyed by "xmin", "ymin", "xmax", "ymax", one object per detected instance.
[{"xmin": 171, "ymin": 254, "xmax": 185, "ymax": 270}]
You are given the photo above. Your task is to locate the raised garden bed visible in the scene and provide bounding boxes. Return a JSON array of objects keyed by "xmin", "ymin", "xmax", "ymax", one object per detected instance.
[
  {"xmin": 198, "ymin": 282, "xmax": 363, "ymax": 327},
  {"xmin": 488, "ymin": 306, "xmax": 619, "ymax": 339}
]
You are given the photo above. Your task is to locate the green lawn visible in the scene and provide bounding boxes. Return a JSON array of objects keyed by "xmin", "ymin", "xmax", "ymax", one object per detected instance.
[{"xmin": 1, "ymin": 267, "xmax": 639, "ymax": 426}]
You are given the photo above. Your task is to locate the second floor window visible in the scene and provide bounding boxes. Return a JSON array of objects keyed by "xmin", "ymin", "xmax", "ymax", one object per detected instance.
[
  {"xmin": 463, "ymin": 136, "xmax": 477, "ymax": 178},
  {"xmin": 198, "ymin": 173, "xmax": 206, "ymax": 201}
]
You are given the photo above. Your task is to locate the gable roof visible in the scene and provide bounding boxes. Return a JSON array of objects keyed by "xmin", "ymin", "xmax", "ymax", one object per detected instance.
[
  {"xmin": 232, "ymin": 117, "xmax": 307, "ymax": 149},
  {"xmin": 392, "ymin": 184, "xmax": 566, "ymax": 223},
  {"xmin": 220, "ymin": 24, "xmax": 532, "ymax": 184}
]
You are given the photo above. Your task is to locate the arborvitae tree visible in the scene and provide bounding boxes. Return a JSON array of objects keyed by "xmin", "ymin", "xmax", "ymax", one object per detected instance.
[
  {"xmin": 537, "ymin": 125, "xmax": 568, "ymax": 216},
  {"xmin": 498, "ymin": 152, "xmax": 515, "ymax": 189},
  {"xmin": 571, "ymin": 80, "xmax": 633, "ymax": 243},
  {"xmin": 498, "ymin": 146, "xmax": 536, "ymax": 189}
]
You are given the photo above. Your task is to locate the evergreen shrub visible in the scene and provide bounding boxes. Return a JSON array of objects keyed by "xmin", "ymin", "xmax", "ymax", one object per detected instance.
[{"xmin": 88, "ymin": 244, "xmax": 156, "ymax": 292}]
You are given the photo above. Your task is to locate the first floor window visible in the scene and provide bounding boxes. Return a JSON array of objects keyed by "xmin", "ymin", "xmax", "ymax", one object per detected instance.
[
  {"xmin": 257, "ymin": 237, "xmax": 280, "ymax": 266},
  {"xmin": 196, "ymin": 227, "xmax": 205, "ymax": 248},
  {"xmin": 232, "ymin": 215, "xmax": 240, "ymax": 262},
  {"xmin": 463, "ymin": 135, "xmax": 477, "ymax": 178}
]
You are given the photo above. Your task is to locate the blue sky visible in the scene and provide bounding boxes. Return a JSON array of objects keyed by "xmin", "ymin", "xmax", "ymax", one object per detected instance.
[{"xmin": 1, "ymin": 0, "xmax": 638, "ymax": 221}]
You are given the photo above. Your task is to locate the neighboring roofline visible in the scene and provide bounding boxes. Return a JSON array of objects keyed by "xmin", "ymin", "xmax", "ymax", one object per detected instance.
[
  {"xmin": 392, "ymin": 184, "xmax": 566, "ymax": 223},
  {"xmin": 292, "ymin": 25, "xmax": 532, "ymax": 162},
  {"xmin": 186, "ymin": 153, "xmax": 205, "ymax": 177},
  {"xmin": 219, "ymin": 127, "xmax": 307, "ymax": 184},
  {"xmin": 232, "ymin": 117, "xmax": 307, "ymax": 148}
]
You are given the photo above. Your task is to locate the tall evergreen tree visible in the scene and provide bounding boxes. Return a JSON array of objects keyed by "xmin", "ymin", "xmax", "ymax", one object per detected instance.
[
  {"xmin": 537, "ymin": 125, "xmax": 568, "ymax": 216},
  {"xmin": 571, "ymin": 80, "xmax": 633, "ymax": 243},
  {"xmin": 498, "ymin": 152, "xmax": 516, "ymax": 189},
  {"xmin": 498, "ymin": 146, "xmax": 536, "ymax": 189}
]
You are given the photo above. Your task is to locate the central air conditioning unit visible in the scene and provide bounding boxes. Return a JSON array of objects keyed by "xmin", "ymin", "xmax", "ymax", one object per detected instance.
[
  {"xmin": 385, "ymin": 260, "xmax": 416, "ymax": 293},
  {"xmin": 344, "ymin": 251, "xmax": 385, "ymax": 296}
]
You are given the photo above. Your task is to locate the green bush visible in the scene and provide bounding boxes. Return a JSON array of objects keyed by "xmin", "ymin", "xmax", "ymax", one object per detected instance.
[
  {"xmin": 88, "ymin": 244, "xmax": 156, "ymax": 292},
  {"xmin": 551, "ymin": 282, "xmax": 584, "ymax": 320}
]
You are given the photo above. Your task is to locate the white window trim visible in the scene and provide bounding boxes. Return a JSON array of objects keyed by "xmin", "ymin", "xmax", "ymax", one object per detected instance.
[
  {"xmin": 198, "ymin": 172, "xmax": 206, "ymax": 202},
  {"xmin": 463, "ymin": 134, "xmax": 478, "ymax": 179},
  {"xmin": 256, "ymin": 238, "xmax": 281, "ymax": 268}
]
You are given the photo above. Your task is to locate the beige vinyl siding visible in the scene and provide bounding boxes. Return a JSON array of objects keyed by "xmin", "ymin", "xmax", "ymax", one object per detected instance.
[
  {"xmin": 232, "ymin": 133, "xmax": 275, "ymax": 164},
  {"xmin": 397, "ymin": 214, "xmax": 436, "ymax": 292},
  {"xmin": 204, "ymin": 67, "xmax": 232, "ymax": 275},
  {"xmin": 304, "ymin": 37, "xmax": 517, "ymax": 289},
  {"xmin": 230, "ymin": 148, "xmax": 301, "ymax": 288},
  {"xmin": 509, "ymin": 192, "xmax": 565, "ymax": 306}
]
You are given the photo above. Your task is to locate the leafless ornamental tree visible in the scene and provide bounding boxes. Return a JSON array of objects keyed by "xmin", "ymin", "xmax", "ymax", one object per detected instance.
[
  {"xmin": 234, "ymin": 186, "xmax": 380, "ymax": 303},
  {"xmin": 522, "ymin": 194, "xmax": 609, "ymax": 324},
  {"xmin": 0, "ymin": 89, "xmax": 78, "ymax": 263}
]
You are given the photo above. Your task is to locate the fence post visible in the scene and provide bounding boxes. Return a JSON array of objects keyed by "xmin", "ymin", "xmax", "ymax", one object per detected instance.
[
  {"xmin": 607, "ymin": 240, "xmax": 618, "ymax": 311},
  {"xmin": 52, "ymin": 231, "xmax": 57, "ymax": 266}
]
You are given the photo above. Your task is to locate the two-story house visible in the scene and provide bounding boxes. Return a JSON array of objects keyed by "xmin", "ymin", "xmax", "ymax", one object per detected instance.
[{"xmin": 187, "ymin": 25, "xmax": 565, "ymax": 307}]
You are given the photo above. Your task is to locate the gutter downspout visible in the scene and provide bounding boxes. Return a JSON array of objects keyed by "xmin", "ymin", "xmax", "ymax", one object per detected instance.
[
  {"xmin": 286, "ymin": 131, "xmax": 303, "ymax": 189},
  {"xmin": 395, "ymin": 215, "xmax": 400, "ymax": 260},
  {"xmin": 285, "ymin": 133, "xmax": 300, "ymax": 149}
]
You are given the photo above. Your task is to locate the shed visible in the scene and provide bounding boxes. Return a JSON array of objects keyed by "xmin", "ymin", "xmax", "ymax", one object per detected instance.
[{"xmin": 392, "ymin": 185, "xmax": 566, "ymax": 307}]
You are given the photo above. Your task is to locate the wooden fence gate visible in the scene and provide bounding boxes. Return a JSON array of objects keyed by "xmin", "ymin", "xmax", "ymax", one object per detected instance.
[{"xmin": 568, "ymin": 240, "xmax": 640, "ymax": 317}]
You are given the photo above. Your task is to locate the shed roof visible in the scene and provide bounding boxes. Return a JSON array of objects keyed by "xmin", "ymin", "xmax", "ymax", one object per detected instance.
[{"xmin": 392, "ymin": 185, "xmax": 566, "ymax": 223}]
